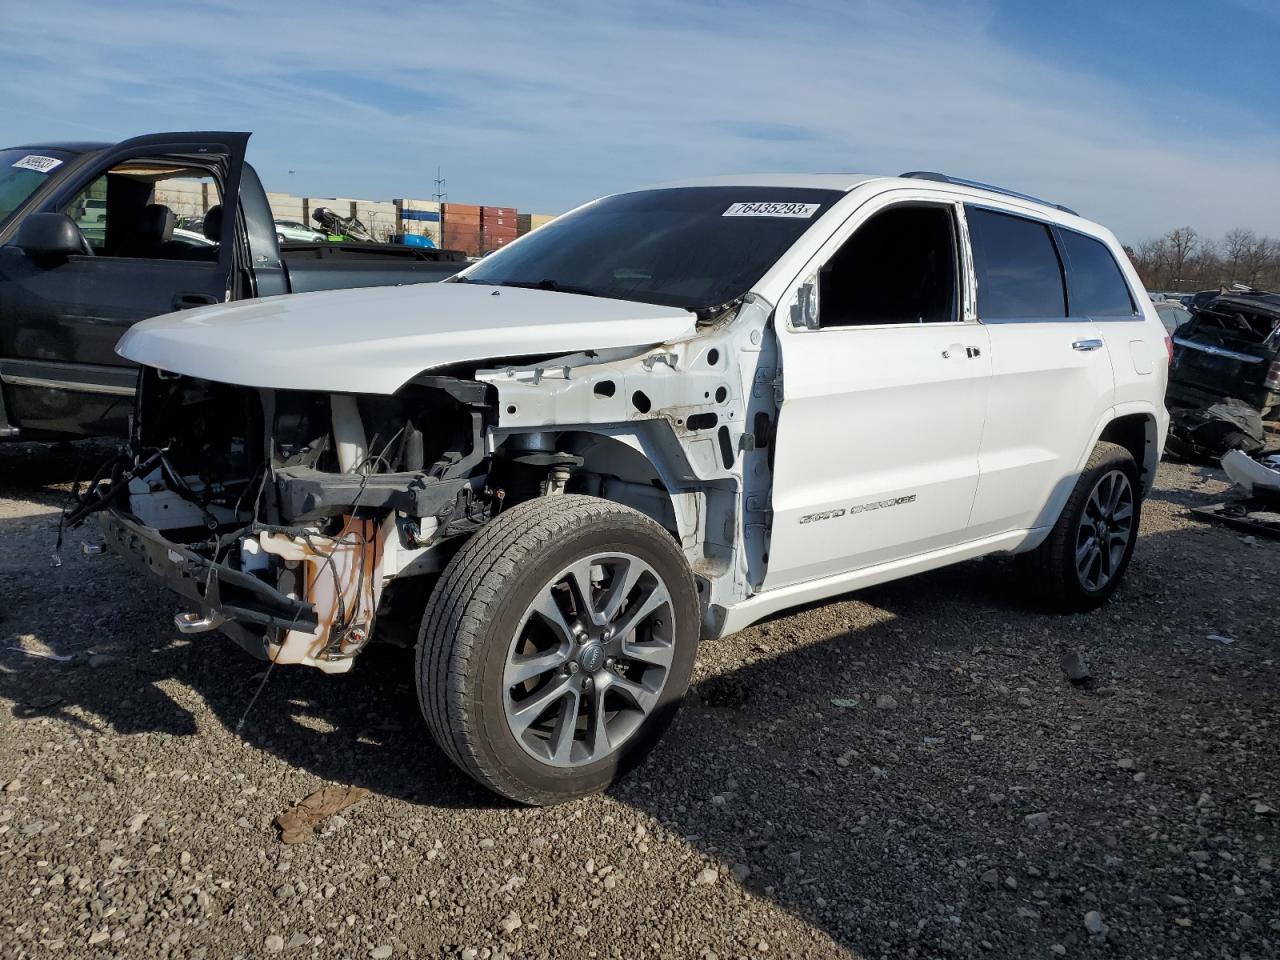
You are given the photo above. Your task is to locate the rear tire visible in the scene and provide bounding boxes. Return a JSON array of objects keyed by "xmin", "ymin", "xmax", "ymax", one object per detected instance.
[
  {"xmin": 1021, "ymin": 441, "xmax": 1141, "ymax": 612},
  {"xmin": 416, "ymin": 495, "xmax": 699, "ymax": 805}
]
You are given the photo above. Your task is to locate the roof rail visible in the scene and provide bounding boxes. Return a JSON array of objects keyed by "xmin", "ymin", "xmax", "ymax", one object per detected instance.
[{"xmin": 898, "ymin": 171, "xmax": 1078, "ymax": 216}]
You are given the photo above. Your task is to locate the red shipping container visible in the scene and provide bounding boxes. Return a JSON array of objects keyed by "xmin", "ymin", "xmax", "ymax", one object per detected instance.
[{"xmin": 442, "ymin": 202, "xmax": 481, "ymax": 215}]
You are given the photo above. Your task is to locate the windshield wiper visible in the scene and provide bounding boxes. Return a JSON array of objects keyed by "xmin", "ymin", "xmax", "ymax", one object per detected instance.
[{"xmin": 495, "ymin": 279, "xmax": 605, "ymax": 298}]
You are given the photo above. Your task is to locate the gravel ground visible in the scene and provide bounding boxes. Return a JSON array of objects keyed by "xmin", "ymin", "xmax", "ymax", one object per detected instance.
[{"xmin": 1, "ymin": 441, "xmax": 1277, "ymax": 960}]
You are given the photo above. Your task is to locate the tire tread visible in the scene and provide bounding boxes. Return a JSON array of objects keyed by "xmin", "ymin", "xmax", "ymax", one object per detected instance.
[{"xmin": 415, "ymin": 495, "xmax": 695, "ymax": 804}]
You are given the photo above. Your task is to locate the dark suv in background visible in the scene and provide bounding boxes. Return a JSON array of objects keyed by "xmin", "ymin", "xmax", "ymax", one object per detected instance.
[{"xmin": 1168, "ymin": 291, "xmax": 1280, "ymax": 421}]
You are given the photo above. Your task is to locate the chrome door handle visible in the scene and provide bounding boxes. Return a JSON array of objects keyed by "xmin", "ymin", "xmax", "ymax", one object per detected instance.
[{"xmin": 1072, "ymin": 338, "xmax": 1104, "ymax": 352}]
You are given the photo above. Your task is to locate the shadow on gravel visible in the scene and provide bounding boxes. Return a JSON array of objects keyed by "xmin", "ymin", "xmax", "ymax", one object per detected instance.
[
  {"xmin": 0, "ymin": 438, "xmax": 118, "ymax": 507},
  {"xmin": 4, "ymin": 442, "xmax": 1277, "ymax": 957}
]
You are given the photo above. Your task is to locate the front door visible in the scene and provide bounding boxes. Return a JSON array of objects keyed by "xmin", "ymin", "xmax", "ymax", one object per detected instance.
[
  {"xmin": 0, "ymin": 133, "xmax": 245, "ymax": 436},
  {"xmin": 763, "ymin": 198, "xmax": 991, "ymax": 590}
]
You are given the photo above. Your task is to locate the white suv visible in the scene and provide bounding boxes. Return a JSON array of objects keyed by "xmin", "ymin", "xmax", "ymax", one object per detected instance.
[{"xmin": 94, "ymin": 172, "xmax": 1169, "ymax": 804}]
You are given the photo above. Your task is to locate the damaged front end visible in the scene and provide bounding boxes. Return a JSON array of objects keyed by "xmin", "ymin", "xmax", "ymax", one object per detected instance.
[{"xmin": 86, "ymin": 368, "xmax": 496, "ymax": 672}]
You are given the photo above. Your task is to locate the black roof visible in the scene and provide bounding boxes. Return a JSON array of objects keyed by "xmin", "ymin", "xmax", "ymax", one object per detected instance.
[{"xmin": 3, "ymin": 141, "xmax": 110, "ymax": 154}]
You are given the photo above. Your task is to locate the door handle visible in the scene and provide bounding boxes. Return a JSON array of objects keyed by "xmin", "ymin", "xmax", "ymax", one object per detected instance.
[
  {"xmin": 172, "ymin": 293, "xmax": 219, "ymax": 310},
  {"xmin": 942, "ymin": 344, "xmax": 982, "ymax": 359},
  {"xmin": 1072, "ymin": 338, "xmax": 1104, "ymax": 352}
]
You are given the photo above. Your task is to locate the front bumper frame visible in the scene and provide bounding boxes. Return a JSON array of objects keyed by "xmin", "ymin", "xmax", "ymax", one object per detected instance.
[{"xmin": 97, "ymin": 509, "xmax": 320, "ymax": 661}]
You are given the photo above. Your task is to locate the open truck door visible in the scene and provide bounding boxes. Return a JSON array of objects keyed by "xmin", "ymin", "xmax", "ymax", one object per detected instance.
[{"xmin": 0, "ymin": 132, "xmax": 248, "ymax": 437}]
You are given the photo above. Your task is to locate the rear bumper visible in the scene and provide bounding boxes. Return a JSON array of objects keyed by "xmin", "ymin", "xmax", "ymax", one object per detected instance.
[{"xmin": 97, "ymin": 509, "xmax": 318, "ymax": 661}]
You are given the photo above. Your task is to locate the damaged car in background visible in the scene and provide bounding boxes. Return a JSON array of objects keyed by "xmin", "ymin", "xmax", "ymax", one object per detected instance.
[
  {"xmin": 71, "ymin": 174, "xmax": 1169, "ymax": 804},
  {"xmin": 1167, "ymin": 290, "xmax": 1280, "ymax": 459}
]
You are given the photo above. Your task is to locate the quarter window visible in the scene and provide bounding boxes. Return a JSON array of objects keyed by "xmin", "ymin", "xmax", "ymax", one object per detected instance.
[
  {"xmin": 1059, "ymin": 229, "xmax": 1135, "ymax": 317},
  {"xmin": 966, "ymin": 207, "xmax": 1066, "ymax": 320}
]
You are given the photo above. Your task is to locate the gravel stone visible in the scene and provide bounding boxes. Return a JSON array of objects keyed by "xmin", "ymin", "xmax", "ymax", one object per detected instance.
[
  {"xmin": 695, "ymin": 867, "xmax": 720, "ymax": 886},
  {"xmin": 2, "ymin": 446, "xmax": 1277, "ymax": 959},
  {"xmin": 499, "ymin": 911, "xmax": 522, "ymax": 934}
]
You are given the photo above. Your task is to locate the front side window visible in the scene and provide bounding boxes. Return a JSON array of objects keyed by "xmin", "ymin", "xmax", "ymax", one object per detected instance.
[
  {"xmin": 967, "ymin": 206, "xmax": 1067, "ymax": 320},
  {"xmin": 0, "ymin": 148, "xmax": 75, "ymax": 229},
  {"xmin": 1059, "ymin": 229, "xmax": 1135, "ymax": 317},
  {"xmin": 460, "ymin": 187, "xmax": 843, "ymax": 312},
  {"xmin": 62, "ymin": 161, "xmax": 221, "ymax": 259},
  {"xmin": 818, "ymin": 204, "xmax": 959, "ymax": 327}
]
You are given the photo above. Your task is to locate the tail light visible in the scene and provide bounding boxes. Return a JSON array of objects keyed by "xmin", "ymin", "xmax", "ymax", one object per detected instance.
[
  {"xmin": 1164, "ymin": 334, "xmax": 1174, "ymax": 365},
  {"xmin": 1266, "ymin": 357, "xmax": 1280, "ymax": 390}
]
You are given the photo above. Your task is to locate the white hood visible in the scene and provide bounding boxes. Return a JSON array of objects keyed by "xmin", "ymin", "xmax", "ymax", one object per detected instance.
[{"xmin": 116, "ymin": 282, "xmax": 697, "ymax": 394}]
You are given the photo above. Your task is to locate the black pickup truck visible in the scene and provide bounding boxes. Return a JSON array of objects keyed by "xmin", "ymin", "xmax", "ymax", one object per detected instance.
[{"xmin": 0, "ymin": 132, "xmax": 465, "ymax": 439}]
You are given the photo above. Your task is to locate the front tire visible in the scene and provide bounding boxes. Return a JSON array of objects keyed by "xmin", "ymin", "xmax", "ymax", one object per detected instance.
[
  {"xmin": 417, "ymin": 495, "xmax": 700, "ymax": 805},
  {"xmin": 1021, "ymin": 441, "xmax": 1141, "ymax": 612}
]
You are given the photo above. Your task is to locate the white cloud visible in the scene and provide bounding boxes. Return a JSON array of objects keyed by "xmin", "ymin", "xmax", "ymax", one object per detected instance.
[{"xmin": 0, "ymin": 0, "xmax": 1275, "ymax": 241}]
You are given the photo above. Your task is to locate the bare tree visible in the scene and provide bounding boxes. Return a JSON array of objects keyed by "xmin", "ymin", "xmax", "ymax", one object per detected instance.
[{"xmin": 1164, "ymin": 227, "xmax": 1200, "ymax": 288}]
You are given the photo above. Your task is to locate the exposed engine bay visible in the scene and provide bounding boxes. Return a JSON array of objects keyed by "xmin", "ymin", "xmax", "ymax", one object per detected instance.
[{"xmin": 84, "ymin": 367, "xmax": 596, "ymax": 672}]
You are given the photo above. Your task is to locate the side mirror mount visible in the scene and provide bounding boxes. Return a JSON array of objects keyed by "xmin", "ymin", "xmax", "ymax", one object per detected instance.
[
  {"xmin": 13, "ymin": 213, "xmax": 88, "ymax": 262},
  {"xmin": 788, "ymin": 271, "xmax": 820, "ymax": 330}
]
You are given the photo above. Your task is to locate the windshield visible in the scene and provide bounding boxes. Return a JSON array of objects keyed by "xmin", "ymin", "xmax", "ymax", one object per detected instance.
[
  {"xmin": 0, "ymin": 148, "xmax": 74, "ymax": 228},
  {"xmin": 460, "ymin": 187, "xmax": 844, "ymax": 311}
]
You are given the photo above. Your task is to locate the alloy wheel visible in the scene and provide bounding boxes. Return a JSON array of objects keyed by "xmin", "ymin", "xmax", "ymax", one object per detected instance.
[
  {"xmin": 1074, "ymin": 469, "xmax": 1134, "ymax": 592},
  {"xmin": 503, "ymin": 552, "xmax": 675, "ymax": 767}
]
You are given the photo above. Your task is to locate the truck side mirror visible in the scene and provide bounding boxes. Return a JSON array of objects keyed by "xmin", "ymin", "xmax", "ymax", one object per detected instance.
[{"xmin": 13, "ymin": 213, "xmax": 89, "ymax": 262}]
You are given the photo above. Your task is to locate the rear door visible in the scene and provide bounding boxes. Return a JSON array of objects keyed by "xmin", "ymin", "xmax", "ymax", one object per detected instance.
[
  {"xmin": 0, "ymin": 133, "xmax": 247, "ymax": 435},
  {"xmin": 964, "ymin": 205, "xmax": 1114, "ymax": 540},
  {"xmin": 1055, "ymin": 226, "xmax": 1161, "ymax": 415}
]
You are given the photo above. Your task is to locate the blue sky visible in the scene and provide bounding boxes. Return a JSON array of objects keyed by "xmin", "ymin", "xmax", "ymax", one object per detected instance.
[{"xmin": 1, "ymin": 0, "xmax": 1276, "ymax": 242}]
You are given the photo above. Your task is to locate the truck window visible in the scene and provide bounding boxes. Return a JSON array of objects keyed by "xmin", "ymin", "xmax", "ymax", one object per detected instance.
[
  {"xmin": 818, "ymin": 204, "xmax": 958, "ymax": 327},
  {"xmin": 966, "ymin": 206, "xmax": 1067, "ymax": 320},
  {"xmin": 0, "ymin": 148, "xmax": 74, "ymax": 228},
  {"xmin": 1058, "ymin": 228, "xmax": 1136, "ymax": 318},
  {"xmin": 62, "ymin": 162, "xmax": 222, "ymax": 260}
]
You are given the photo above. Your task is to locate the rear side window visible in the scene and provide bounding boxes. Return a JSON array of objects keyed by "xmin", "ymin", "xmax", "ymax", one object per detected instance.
[
  {"xmin": 1059, "ymin": 229, "xmax": 1135, "ymax": 317},
  {"xmin": 966, "ymin": 207, "xmax": 1066, "ymax": 320}
]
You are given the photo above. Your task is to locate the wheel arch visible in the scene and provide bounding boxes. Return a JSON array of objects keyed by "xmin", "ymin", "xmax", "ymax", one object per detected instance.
[{"xmin": 1095, "ymin": 407, "xmax": 1161, "ymax": 497}]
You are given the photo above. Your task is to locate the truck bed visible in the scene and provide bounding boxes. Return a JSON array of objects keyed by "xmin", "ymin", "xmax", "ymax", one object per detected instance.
[{"xmin": 281, "ymin": 242, "xmax": 467, "ymax": 294}]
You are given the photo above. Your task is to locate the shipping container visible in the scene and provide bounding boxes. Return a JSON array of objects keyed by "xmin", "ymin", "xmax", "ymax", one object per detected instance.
[
  {"xmin": 394, "ymin": 198, "xmax": 441, "ymax": 213},
  {"xmin": 517, "ymin": 212, "xmax": 558, "ymax": 235}
]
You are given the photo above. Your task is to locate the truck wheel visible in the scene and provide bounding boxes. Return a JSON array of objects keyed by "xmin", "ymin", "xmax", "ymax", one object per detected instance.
[
  {"xmin": 417, "ymin": 495, "xmax": 700, "ymax": 805},
  {"xmin": 1021, "ymin": 441, "xmax": 1141, "ymax": 612}
]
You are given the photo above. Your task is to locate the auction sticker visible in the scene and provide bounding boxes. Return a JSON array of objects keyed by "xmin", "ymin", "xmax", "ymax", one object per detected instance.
[
  {"xmin": 12, "ymin": 155, "xmax": 63, "ymax": 173},
  {"xmin": 723, "ymin": 201, "xmax": 819, "ymax": 218}
]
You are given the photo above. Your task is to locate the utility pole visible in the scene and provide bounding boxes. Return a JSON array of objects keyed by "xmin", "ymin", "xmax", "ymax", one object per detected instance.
[{"xmin": 432, "ymin": 167, "xmax": 447, "ymax": 204}]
